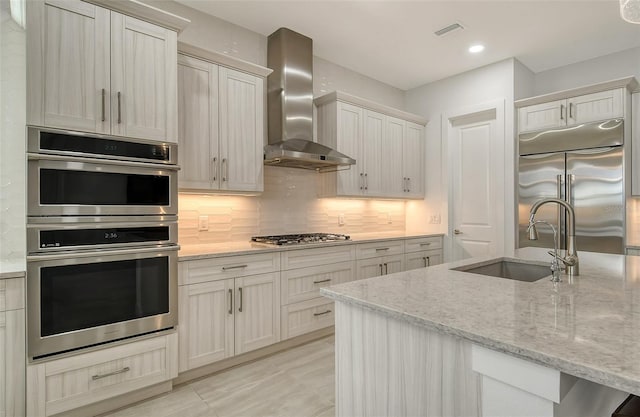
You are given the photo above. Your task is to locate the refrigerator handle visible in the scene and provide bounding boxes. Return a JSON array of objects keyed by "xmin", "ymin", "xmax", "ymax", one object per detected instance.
[{"xmin": 556, "ymin": 174, "xmax": 563, "ymax": 233}]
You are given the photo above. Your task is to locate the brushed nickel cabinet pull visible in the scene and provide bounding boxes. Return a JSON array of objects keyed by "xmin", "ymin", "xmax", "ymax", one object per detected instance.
[
  {"xmin": 379, "ymin": 264, "xmax": 383, "ymax": 275},
  {"xmin": 314, "ymin": 310, "xmax": 332, "ymax": 317},
  {"xmin": 407, "ymin": 177, "xmax": 411, "ymax": 192},
  {"xmin": 364, "ymin": 173, "xmax": 368, "ymax": 190},
  {"xmin": 313, "ymin": 279, "xmax": 332, "ymax": 284},
  {"xmin": 383, "ymin": 263, "xmax": 388, "ymax": 275},
  {"xmin": 222, "ymin": 158, "xmax": 227, "ymax": 182},
  {"xmin": 420, "ymin": 242, "xmax": 432, "ymax": 246},
  {"xmin": 222, "ymin": 264, "xmax": 248, "ymax": 271},
  {"xmin": 560, "ymin": 104, "xmax": 564, "ymax": 121},
  {"xmin": 360, "ymin": 173, "xmax": 363, "ymax": 190},
  {"xmin": 228, "ymin": 288, "xmax": 233, "ymax": 314},
  {"xmin": 117, "ymin": 92, "xmax": 122, "ymax": 124},
  {"xmin": 375, "ymin": 247, "xmax": 390, "ymax": 252},
  {"xmin": 238, "ymin": 287, "xmax": 243, "ymax": 312},
  {"xmin": 92, "ymin": 367, "xmax": 130, "ymax": 380},
  {"xmin": 212, "ymin": 157, "xmax": 218, "ymax": 182},
  {"xmin": 101, "ymin": 89, "xmax": 106, "ymax": 122},
  {"xmin": 569, "ymin": 102, "xmax": 574, "ymax": 119}
]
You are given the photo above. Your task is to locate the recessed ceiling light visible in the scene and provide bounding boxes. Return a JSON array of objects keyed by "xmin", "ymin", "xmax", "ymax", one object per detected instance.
[{"xmin": 469, "ymin": 44, "xmax": 485, "ymax": 53}]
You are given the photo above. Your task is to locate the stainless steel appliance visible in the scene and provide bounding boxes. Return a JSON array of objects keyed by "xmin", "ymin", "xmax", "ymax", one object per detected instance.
[
  {"xmin": 264, "ymin": 28, "xmax": 355, "ymax": 170},
  {"xmin": 251, "ymin": 233, "xmax": 350, "ymax": 246},
  {"xmin": 26, "ymin": 127, "xmax": 179, "ymax": 359},
  {"xmin": 27, "ymin": 127, "xmax": 178, "ymax": 216},
  {"xmin": 518, "ymin": 119, "xmax": 625, "ymax": 254}
]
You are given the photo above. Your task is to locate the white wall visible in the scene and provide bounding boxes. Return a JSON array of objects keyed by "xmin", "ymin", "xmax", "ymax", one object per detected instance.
[
  {"xmin": 534, "ymin": 47, "xmax": 640, "ymax": 96},
  {"xmin": 404, "ymin": 59, "xmax": 517, "ymax": 256},
  {"xmin": 0, "ymin": 0, "xmax": 26, "ymax": 271}
]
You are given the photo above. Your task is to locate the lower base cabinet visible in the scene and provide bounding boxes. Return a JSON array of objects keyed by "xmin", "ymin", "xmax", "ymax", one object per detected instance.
[
  {"xmin": 27, "ymin": 333, "xmax": 178, "ymax": 417},
  {"xmin": 1, "ymin": 277, "xmax": 25, "ymax": 417},
  {"xmin": 281, "ymin": 298, "xmax": 335, "ymax": 340},
  {"xmin": 178, "ymin": 271, "xmax": 280, "ymax": 373},
  {"xmin": 405, "ymin": 249, "xmax": 443, "ymax": 270},
  {"xmin": 356, "ymin": 254, "xmax": 405, "ymax": 280}
]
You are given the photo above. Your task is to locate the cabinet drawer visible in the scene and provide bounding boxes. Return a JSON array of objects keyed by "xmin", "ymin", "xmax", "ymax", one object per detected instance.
[
  {"xmin": 281, "ymin": 261, "xmax": 355, "ymax": 305},
  {"xmin": 405, "ymin": 249, "xmax": 443, "ymax": 271},
  {"xmin": 356, "ymin": 240, "xmax": 404, "ymax": 259},
  {"xmin": 180, "ymin": 252, "xmax": 280, "ymax": 285},
  {"xmin": 281, "ymin": 298, "xmax": 334, "ymax": 340},
  {"xmin": 0, "ymin": 278, "xmax": 24, "ymax": 312},
  {"xmin": 405, "ymin": 236, "xmax": 443, "ymax": 253},
  {"xmin": 28, "ymin": 333, "xmax": 178, "ymax": 416},
  {"xmin": 281, "ymin": 244, "xmax": 355, "ymax": 269}
]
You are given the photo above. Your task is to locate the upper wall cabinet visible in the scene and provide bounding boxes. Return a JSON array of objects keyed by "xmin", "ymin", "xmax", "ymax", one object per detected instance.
[
  {"xmin": 27, "ymin": 0, "xmax": 179, "ymax": 142},
  {"xmin": 315, "ymin": 91, "xmax": 427, "ymax": 199},
  {"xmin": 177, "ymin": 45, "xmax": 271, "ymax": 193},
  {"xmin": 518, "ymin": 88, "xmax": 624, "ymax": 134}
]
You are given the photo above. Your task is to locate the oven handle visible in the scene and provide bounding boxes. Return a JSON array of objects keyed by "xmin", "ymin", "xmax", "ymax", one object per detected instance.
[
  {"xmin": 26, "ymin": 244, "xmax": 180, "ymax": 261},
  {"xmin": 27, "ymin": 152, "xmax": 180, "ymax": 171}
]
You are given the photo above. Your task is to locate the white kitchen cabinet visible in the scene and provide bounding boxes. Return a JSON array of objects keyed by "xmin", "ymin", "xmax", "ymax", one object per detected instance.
[
  {"xmin": 316, "ymin": 91, "xmax": 427, "ymax": 199},
  {"xmin": 518, "ymin": 89, "xmax": 624, "ymax": 133},
  {"xmin": 27, "ymin": 333, "xmax": 178, "ymax": 417},
  {"xmin": 356, "ymin": 254, "xmax": 404, "ymax": 280},
  {"xmin": 178, "ymin": 254, "xmax": 280, "ymax": 372},
  {"xmin": 405, "ymin": 250, "xmax": 443, "ymax": 270},
  {"xmin": 27, "ymin": 0, "xmax": 178, "ymax": 142},
  {"xmin": 0, "ymin": 278, "xmax": 25, "ymax": 417},
  {"xmin": 177, "ymin": 52, "xmax": 267, "ymax": 193},
  {"xmin": 281, "ymin": 298, "xmax": 335, "ymax": 340}
]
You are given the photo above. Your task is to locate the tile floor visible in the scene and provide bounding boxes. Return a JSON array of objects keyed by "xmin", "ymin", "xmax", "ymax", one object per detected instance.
[{"xmin": 105, "ymin": 336, "xmax": 335, "ymax": 417}]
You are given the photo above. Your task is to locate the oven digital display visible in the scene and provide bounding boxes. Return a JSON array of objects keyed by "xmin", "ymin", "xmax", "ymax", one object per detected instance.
[
  {"xmin": 40, "ymin": 257, "xmax": 169, "ymax": 337},
  {"xmin": 40, "ymin": 227, "xmax": 170, "ymax": 248}
]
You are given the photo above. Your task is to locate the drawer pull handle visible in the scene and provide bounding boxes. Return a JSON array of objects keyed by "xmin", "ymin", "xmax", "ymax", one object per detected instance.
[
  {"xmin": 313, "ymin": 279, "xmax": 332, "ymax": 284},
  {"xmin": 92, "ymin": 367, "xmax": 130, "ymax": 380},
  {"xmin": 314, "ymin": 310, "xmax": 332, "ymax": 317},
  {"xmin": 222, "ymin": 264, "xmax": 248, "ymax": 271},
  {"xmin": 375, "ymin": 247, "xmax": 390, "ymax": 252},
  {"xmin": 420, "ymin": 242, "xmax": 432, "ymax": 246}
]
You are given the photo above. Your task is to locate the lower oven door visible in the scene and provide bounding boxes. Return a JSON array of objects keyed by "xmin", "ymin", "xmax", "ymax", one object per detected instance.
[{"xmin": 27, "ymin": 245, "xmax": 178, "ymax": 359}]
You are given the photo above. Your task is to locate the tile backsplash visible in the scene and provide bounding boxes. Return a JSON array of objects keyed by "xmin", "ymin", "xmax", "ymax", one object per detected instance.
[{"xmin": 178, "ymin": 167, "xmax": 406, "ymax": 245}]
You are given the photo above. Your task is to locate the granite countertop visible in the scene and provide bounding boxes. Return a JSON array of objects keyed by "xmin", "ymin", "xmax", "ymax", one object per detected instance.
[
  {"xmin": 321, "ymin": 247, "xmax": 640, "ymax": 396},
  {"xmin": 0, "ymin": 260, "xmax": 26, "ymax": 280},
  {"xmin": 178, "ymin": 232, "xmax": 444, "ymax": 261}
]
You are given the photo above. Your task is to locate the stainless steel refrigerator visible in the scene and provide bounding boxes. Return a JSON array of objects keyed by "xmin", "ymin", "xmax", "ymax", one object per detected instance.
[{"xmin": 518, "ymin": 119, "xmax": 625, "ymax": 254}]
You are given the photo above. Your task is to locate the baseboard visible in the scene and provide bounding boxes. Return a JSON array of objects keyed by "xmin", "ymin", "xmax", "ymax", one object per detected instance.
[{"xmin": 173, "ymin": 326, "xmax": 334, "ymax": 386}]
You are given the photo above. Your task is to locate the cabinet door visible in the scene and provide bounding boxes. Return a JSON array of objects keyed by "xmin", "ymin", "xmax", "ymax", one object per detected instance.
[
  {"xmin": 362, "ymin": 110, "xmax": 385, "ymax": 196},
  {"xmin": 336, "ymin": 102, "xmax": 364, "ymax": 196},
  {"xmin": 177, "ymin": 55, "xmax": 219, "ymax": 190},
  {"xmin": 178, "ymin": 280, "xmax": 234, "ymax": 372},
  {"xmin": 234, "ymin": 273, "xmax": 280, "ymax": 355},
  {"xmin": 36, "ymin": 0, "xmax": 110, "ymax": 133},
  {"xmin": 383, "ymin": 116, "xmax": 405, "ymax": 197},
  {"xmin": 1, "ymin": 311, "xmax": 26, "ymax": 417},
  {"xmin": 568, "ymin": 89, "xmax": 624, "ymax": 125},
  {"xmin": 405, "ymin": 250, "xmax": 443, "ymax": 271},
  {"xmin": 382, "ymin": 254, "xmax": 404, "ymax": 274},
  {"xmin": 518, "ymin": 99, "xmax": 566, "ymax": 133},
  {"xmin": 356, "ymin": 257, "xmax": 385, "ymax": 280},
  {"xmin": 404, "ymin": 122, "xmax": 425, "ymax": 198},
  {"xmin": 219, "ymin": 67, "xmax": 264, "ymax": 192},
  {"xmin": 111, "ymin": 13, "xmax": 177, "ymax": 142}
]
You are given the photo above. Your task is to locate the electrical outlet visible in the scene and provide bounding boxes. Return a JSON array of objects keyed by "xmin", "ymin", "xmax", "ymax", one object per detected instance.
[
  {"xmin": 338, "ymin": 213, "xmax": 345, "ymax": 226},
  {"xmin": 428, "ymin": 214, "xmax": 441, "ymax": 224},
  {"xmin": 198, "ymin": 215, "xmax": 209, "ymax": 231}
]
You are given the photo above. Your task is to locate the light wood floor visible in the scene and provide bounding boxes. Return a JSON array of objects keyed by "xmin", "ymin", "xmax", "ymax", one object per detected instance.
[{"xmin": 105, "ymin": 336, "xmax": 335, "ymax": 417}]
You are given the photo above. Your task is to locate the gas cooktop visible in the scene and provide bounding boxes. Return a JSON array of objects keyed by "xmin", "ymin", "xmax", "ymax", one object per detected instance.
[{"xmin": 251, "ymin": 233, "xmax": 350, "ymax": 246}]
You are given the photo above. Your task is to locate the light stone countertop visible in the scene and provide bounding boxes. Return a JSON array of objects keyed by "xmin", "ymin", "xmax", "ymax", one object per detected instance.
[
  {"xmin": 321, "ymin": 247, "xmax": 640, "ymax": 396},
  {"xmin": 0, "ymin": 260, "xmax": 25, "ymax": 280},
  {"xmin": 178, "ymin": 232, "xmax": 444, "ymax": 261}
]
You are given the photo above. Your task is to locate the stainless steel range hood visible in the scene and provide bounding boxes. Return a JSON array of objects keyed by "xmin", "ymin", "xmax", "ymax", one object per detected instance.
[{"xmin": 264, "ymin": 28, "xmax": 355, "ymax": 170}]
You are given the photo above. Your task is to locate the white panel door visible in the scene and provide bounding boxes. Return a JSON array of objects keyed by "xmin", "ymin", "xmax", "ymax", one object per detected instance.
[
  {"xmin": 178, "ymin": 280, "xmax": 234, "ymax": 372},
  {"xmin": 177, "ymin": 55, "xmax": 219, "ymax": 190},
  {"xmin": 234, "ymin": 273, "xmax": 280, "ymax": 355},
  {"xmin": 363, "ymin": 110, "xmax": 385, "ymax": 196},
  {"xmin": 384, "ymin": 116, "xmax": 405, "ymax": 197},
  {"xmin": 219, "ymin": 67, "xmax": 264, "ymax": 192},
  {"xmin": 404, "ymin": 122, "xmax": 425, "ymax": 198},
  {"xmin": 336, "ymin": 102, "xmax": 364, "ymax": 195},
  {"xmin": 450, "ymin": 113, "xmax": 499, "ymax": 260},
  {"xmin": 518, "ymin": 99, "xmax": 566, "ymax": 133},
  {"xmin": 567, "ymin": 89, "xmax": 624, "ymax": 125},
  {"xmin": 111, "ymin": 13, "xmax": 177, "ymax": 142},
  {"xmin": 41, "ymin": 1, "xmax": 110, "ymax": 133}
]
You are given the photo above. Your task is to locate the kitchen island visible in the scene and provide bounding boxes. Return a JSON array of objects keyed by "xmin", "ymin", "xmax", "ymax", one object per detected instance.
[{"xmin": 321, "ymin": 247, "xmax": 638, "ymax": 416}]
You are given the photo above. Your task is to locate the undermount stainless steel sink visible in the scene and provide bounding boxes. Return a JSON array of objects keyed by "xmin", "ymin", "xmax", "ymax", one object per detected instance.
[{"xmin": 451, "ymin": 258, "xmax": 552, "ymax": 282}]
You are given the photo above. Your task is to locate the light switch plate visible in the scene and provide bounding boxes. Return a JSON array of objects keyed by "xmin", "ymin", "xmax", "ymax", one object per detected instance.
[
  {"xmin": 198, "ymin": 215, "xmax": 209, "ymax": 231},
  {"xmin": 338, "ymin": 213, "xmax": 345, "ymax": 226}
]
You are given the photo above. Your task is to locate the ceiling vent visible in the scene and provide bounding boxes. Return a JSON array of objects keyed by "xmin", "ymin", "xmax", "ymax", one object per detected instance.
[{"xmin": 434, "ymin": 22, "xmax": 464, "ymax": 36}]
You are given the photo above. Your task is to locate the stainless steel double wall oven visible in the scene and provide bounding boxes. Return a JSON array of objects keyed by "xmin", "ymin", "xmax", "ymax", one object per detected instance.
[{"xmin": 26, "ymin": 127, "xmax": 179, "ymax": 359}]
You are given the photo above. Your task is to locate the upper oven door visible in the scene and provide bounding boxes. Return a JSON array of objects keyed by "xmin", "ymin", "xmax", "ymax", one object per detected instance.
[{"xmin": 28, "ymin": 154, "xmax": 178, "ymax": 216}]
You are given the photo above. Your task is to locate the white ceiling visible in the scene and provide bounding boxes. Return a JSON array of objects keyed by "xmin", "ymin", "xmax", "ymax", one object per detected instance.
[{"xmin": 177, "ymin": 1, "xmax": 640, "ymax": 90}]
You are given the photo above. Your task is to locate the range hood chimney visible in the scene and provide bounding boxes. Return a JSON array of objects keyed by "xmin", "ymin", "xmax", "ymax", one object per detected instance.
[{"xmin": 264, "ymin": 28, "xmax": 355, "ymax": 170}]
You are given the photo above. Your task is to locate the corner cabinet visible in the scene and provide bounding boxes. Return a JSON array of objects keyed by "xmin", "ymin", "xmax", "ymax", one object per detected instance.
[
  {"xmin": 315, "ymin": 91, "xmax": 427, "ymax": 199},
  {"xmin": 177, "ymin": 45, "xmax": 271, "ymax": 193},
  {"xmin": 26, "ymin": 0, "xmax": 178, "ymax": 142}
]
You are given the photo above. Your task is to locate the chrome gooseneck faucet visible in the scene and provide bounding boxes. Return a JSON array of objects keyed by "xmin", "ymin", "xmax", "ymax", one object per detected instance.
[{"xmin": 528, "ymin": 198, "xmax": 579, "ymax": 277}]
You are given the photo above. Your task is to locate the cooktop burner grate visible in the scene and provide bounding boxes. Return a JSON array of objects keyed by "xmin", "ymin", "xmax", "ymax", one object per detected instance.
[{"xmin": 251, "ymin": 233, "xmax": 350, "ymax": 246}]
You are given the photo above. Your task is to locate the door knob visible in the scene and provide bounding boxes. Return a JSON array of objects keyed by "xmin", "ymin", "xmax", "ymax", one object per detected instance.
[{"xmin": 454, "ymin": 229, "xmax": 462, "ymax": 235}]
